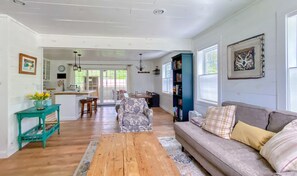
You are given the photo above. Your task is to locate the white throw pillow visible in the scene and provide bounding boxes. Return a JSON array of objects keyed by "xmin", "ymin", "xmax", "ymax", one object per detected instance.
[
  {"xmin": 260, "ymin": 119, "xmax": 297, "ymax": 173},
  {"xmin": 202, "ymin": 105, "xmax": 236, "ymax": 139}
]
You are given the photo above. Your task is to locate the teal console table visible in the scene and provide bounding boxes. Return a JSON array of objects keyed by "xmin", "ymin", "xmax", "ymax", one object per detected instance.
[{"xmin": 15, "ymin": 104, "xmax": 61, "ymax": 150}]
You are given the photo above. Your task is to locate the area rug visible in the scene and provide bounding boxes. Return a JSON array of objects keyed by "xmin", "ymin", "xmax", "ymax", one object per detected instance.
[
  {"xmin": 73, "ymin": 141, "xmax": 98, "ymax": 176},
  {"xmin": 73, "ymin": 137, "xmax": 210, "ymax": 176},
  {"xmin": 159, "ymin": 137, "xmax": 210, "ymax": 176}
]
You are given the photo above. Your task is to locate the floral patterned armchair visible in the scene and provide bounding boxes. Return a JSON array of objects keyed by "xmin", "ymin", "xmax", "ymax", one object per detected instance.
[{"xmin": 118, "ymin": 98, "xmax": 153, "ymax": 133}]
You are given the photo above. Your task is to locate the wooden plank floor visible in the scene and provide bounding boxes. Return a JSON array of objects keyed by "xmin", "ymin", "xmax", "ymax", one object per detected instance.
[{"xmin": 0, "ymin": 107, "xmax": 175, "ymax": 176}]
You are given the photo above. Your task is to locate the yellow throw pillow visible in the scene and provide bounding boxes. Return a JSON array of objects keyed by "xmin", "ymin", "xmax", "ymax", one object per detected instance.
[{"xmin": 231, "ymin": 121, "xmax": 275, "ymax": 151}]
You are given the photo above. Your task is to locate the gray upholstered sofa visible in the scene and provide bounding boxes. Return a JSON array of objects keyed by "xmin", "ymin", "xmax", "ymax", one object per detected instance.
[{"xmin": 174, "ymin": 101, "xmax": 297, "ymax": 176}]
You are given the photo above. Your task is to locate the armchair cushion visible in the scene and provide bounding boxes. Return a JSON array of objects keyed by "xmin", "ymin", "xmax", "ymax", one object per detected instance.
[
  {"xmin": 123, "ymin": 98, "xmax": 145, "ymax": 114},
  {"xmin": 123, "ymin": 113, "xmax": 150, "ymax": 127}
]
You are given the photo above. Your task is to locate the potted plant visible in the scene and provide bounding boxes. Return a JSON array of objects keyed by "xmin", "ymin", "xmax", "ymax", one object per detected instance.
[{"xmin": 27, "ymin": 92, "xmax": 50, "ymax": 110}]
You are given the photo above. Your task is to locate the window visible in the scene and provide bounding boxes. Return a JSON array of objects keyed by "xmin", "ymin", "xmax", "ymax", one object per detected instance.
[
  {"xmin": 75, "ymin": 70, "xmax": 87, "ymax": 91},
  {"xmin": 162, "ymin": 62, "xmax": 173, "ymax": 94},
  {"xmin": 197, "ymin": 45, "xmax": 218, "ymax": 103},
  {"xmin": 287, "ymin": 13, "xmax": 297, "ymax": 112}
]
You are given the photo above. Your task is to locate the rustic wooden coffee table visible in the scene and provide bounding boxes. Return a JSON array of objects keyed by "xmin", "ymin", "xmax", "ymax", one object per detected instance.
[{"xmin": 87, "ymin": 132, "xmax": 179, "ymax": 176}]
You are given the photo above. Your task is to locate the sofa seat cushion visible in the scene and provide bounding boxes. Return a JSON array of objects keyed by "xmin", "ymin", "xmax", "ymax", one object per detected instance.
[
  {"xmin": 122, "ymin": 113, "xmax": 149, "ymax": 127},
  {"xmin": 175, "ymin": 122, "xmax": 275, "ymax": 176}
]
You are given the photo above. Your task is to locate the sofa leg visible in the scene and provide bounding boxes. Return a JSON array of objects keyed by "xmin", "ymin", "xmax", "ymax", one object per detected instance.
[{"xmin": 182, "ymin": 146, "xmax": 185, "ymax": 152}]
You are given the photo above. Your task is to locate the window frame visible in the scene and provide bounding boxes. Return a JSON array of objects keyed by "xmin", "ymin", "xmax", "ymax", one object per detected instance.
[
  {"xmin": 197, "ymin": 44, "xmax": 219, "ymax": 104},
  {"xmin": 162, "ymin": 62, "xmax": 173, "ymax": 94},
  {"xmin": 286, "ymin": 11, "xmax": 297, "ymax": 112}
]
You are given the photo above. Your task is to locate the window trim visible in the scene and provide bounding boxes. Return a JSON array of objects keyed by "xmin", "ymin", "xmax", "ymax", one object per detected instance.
[
  {"xmin": 197, "ymin": 44, "xmax": 219, "ymax": 104},
  {"xmin": 286, "ymin": 11, "xmax": 297, "ymax": 112},
  {"xmin": 162, "ymin": 62, "xmax": 173, "ymax": 94}
]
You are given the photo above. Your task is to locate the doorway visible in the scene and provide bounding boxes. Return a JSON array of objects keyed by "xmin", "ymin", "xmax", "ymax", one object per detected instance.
[{"xmin": 75, "ymin": 69, "xmax": 127, "ymax": 105}]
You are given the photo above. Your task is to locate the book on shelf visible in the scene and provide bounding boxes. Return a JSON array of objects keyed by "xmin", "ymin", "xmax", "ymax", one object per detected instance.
[
  {"xmin": 172, "ymin": 60, "xmax": 177, "ymax": 70},
  {"xmin": 178, "ymin": 99, "xmax": 183, "ymax": 106},
  {"xmin": 179, "ymin": 109, "xmax": 183, "ymax": 120},
  {"xmin": 176, "ymin": 73, "xmax": 182, "ymax": 82},
  {"xmin": 172, "ymin": 59, "xmax": 182, "ymax": 70},
  {"xmin": 177, "ymin": 60, "xmax": 182, "ymax": 69},
  {"xmin": 173, "ymin": 107, "xmax": 178, "ymax": 117}
]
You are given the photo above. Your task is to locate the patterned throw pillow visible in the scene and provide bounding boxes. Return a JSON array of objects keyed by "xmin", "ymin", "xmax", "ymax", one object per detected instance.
[
  {"xmin": 260, "ymin": 119, "xmax": 297, "ymax": 172},
  {"xmin": 123, "ymin": 98, "xmax": 145, "ymax": 114},
  {"xmin": 202, "ymin": 106, "xmax": 236, "ymax": 139}
]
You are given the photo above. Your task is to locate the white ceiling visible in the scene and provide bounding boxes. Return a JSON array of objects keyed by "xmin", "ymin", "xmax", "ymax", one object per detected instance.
[
  {"xmin": 0, "ymin": 0, "xmax": 257, "ymax": 38},
  {"xmin": 44, "ymin": 48, "xmax": 170, "ymax": 61}
]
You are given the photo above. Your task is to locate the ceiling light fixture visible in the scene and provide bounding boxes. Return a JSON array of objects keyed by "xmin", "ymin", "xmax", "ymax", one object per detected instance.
[
  {"xmin": 136, "ymin": 53, "xmax": 150, "ymax": 74},
  {"xmin": 77, "ymin": 54, "xmax": 82, "ymax": 72},
  {"xmin": 73, "ymin": 51, "xmax": 78, "ymax": 71},
  {"xmin": 153, "ymin": 9, "xmax": 166, "ymax": 15},
  {"xmin": 153, "ymin": 66, "xmax": 160, "ymax": 75},
  {"xmin": 12, "ymin": 0, "xmax": 25, "ymax": 5}
]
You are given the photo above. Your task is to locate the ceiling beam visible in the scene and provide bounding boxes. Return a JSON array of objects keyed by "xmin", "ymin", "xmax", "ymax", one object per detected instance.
[{"xmin": 37, "ymin": 34, "xmax": 192, "ymax": 51}]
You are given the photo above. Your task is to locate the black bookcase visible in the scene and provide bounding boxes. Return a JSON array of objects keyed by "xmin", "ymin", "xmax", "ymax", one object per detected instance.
[{"xmin": 172, "ymin": 53, "xmax": 194, "ymax": 122}]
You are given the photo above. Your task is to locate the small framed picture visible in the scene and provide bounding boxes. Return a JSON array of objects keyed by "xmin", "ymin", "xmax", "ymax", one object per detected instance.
[
  {"xmin": 227, "ymin": 34, "xmax": 265, "ymax": 79},
  {"xmin": 19, "ymin": 53, "xmax": 37, "ymax": 75}
]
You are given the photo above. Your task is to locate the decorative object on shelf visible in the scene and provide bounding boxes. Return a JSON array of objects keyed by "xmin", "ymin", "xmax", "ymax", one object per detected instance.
[
  {"xmin": 73, "ymin": 51, "xmax": 78, "ymax": 71},
  {"xmin": 152, "ymin": 66, "xmax": 160, "ymax": 75},
  {"xmin": 19, "ymin": 53, "xmax": 37, "ymax": 75},
  {"xmin": 27, "ymin": 92, "xmax": 50, "ymax": 110},
  {"xmin": 58, "ymin": 65, "xmax": 65, "ymax": 72},
  {"xmin": 136, "ymin": 53, "xmax": 150, "ymax": 74},
  {"xmin": 33, "ymin": 100, "xmax": 45, "ymax": 110},
  {"xmin": 227, "ymin": 34, "xmax": 265, "ymax": 79},
  {"xmin": 77, "ymin": 54, "xmax": 82, "ymax": 72},
  {"xmin": 57, "ymin": 80, "xmax": 65, "ymax": 91}
]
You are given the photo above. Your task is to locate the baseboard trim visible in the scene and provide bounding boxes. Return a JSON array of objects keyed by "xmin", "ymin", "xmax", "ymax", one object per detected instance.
[
  {"xmin": 7, "ymin": 144, "xmax": 19, "ymax": 158},
  {"xmin": 160, "ymin": 105, "xmax": 174, "ymax": 115},
  {"xmin": 0, "ymin": 150, "xmax": 7, "ymax": 158},
  {"xmin": 0, "ymin": 142, "xmax": 28, "ymax": 158}
]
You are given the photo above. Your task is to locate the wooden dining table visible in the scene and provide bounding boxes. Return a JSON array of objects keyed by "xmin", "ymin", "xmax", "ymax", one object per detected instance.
[{"xmin": 129, "ymin": 93, "xmax": 152, "ymax": 99}]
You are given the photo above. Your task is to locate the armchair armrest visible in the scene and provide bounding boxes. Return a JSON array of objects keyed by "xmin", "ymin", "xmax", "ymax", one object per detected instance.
[
  {"xmin": 144, "ymin": 108, "xmax": 153, "ymax": 124},
  {"xmin": 118, "ymin": 106, "xmax": 125, "ymax": 125}
]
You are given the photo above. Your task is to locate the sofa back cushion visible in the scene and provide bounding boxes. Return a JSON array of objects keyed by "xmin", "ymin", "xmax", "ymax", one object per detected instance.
[
  {"xmin": 222, "ymin": 101, "xmax": 271, "ymax": 130},
  {"xmin": 122, "ymin": 98, "xmax": 146, "ymax": 114},
  {"xmin": 267, "ymin": 111, "xmax": 297, "ymax": 133}
]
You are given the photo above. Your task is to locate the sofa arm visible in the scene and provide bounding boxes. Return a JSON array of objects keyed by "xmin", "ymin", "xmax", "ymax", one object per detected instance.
[{"xmin": 144, "ymin": 108, "xmax": 153, "ymax": 123}]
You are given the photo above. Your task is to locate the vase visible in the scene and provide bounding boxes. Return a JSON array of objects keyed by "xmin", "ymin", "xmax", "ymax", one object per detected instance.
[{"xmin": 33, "ymin": 100, "xmax": 45, "ymax": 110}]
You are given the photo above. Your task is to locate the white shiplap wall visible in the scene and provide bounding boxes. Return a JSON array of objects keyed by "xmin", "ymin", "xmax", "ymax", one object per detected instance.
[
  {"xmin": 0, "ymin": 15, "xmax": 42, "ymax": 158},
  {"xmin": 0, "ymin": 16, "xmax": 9, "ymax": 157}
]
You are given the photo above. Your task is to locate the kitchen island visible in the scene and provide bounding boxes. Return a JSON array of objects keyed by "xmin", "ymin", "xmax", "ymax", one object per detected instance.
[{"xmin": 54, "ymin": 91, "xmax": 95, "ymax": 121}]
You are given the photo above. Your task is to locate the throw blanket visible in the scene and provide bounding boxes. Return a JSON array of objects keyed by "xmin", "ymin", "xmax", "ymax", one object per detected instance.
[{"xmin": 190, "ymin": 116, "xmax": 205, "ymax": 127}]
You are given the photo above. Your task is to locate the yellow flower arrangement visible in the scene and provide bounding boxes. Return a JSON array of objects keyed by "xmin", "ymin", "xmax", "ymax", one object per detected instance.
[{"xmin": 27, "ymin": 92, "xmax": 50, "ymax": 101}]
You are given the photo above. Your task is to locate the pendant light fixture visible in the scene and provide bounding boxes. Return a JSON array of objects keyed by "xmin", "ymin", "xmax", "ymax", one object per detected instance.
[
  {"xmin": 77, "ymin": 54, "xmax": 82, "ymax": 72},
  {"xmin": 153, "ymin": 66, "xmax": 160, "ymax": 75},
  {"xmin": 73, "ymin": 51, "xmax": 78, "ymax": 71},
  {"xmin": 136, "ymin": 53, "xmax": 150, "ymax": 74}
]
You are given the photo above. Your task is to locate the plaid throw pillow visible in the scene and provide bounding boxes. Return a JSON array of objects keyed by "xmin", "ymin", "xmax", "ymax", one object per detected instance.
[{"xmin": 202, "ymin": 106, "xmax": 236, "ymax": 139}]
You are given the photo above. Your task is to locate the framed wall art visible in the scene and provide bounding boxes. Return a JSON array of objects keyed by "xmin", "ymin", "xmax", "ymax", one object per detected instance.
[
  {"xmin": 227, "ymin": 34, "xmax": 265, "ymax": 79},
  {"xmin": 19, "ymin": 53, "xmax": 37, "ymax": 75}
]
